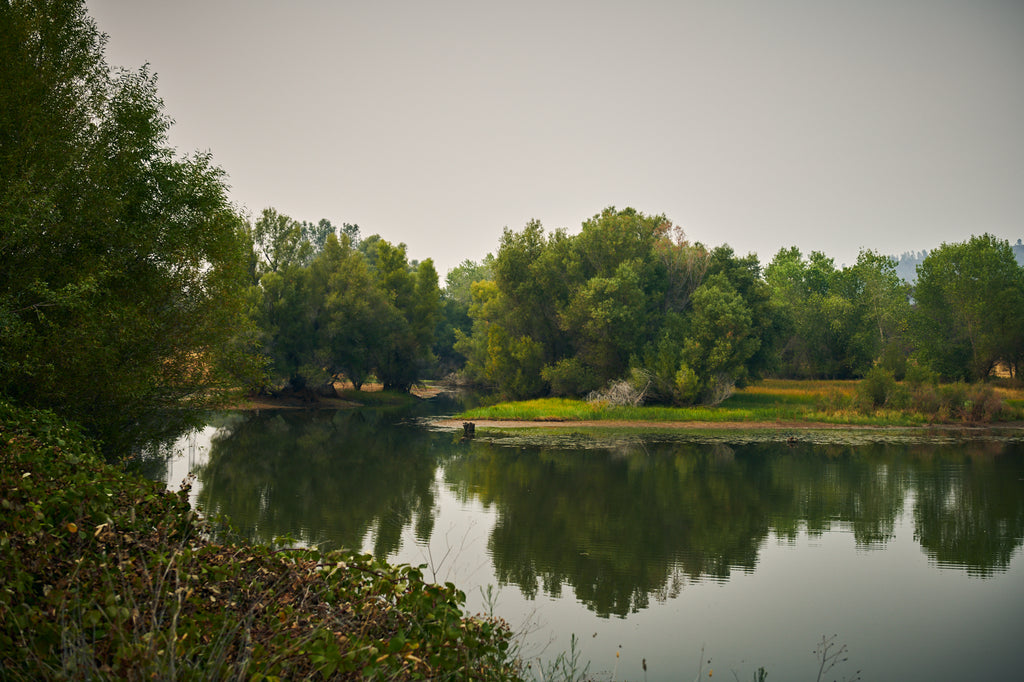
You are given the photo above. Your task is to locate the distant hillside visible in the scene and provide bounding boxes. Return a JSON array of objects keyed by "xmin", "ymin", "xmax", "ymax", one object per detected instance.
[{"xmin": 893, "ymin": 239, "xmax": 1023, "ymax": 283}]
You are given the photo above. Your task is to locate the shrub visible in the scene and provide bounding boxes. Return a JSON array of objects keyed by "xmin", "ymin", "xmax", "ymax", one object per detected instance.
[
  {"xmin": 907, "ymin": 381, "xmax": 1007, "ymax": 422},
  {"xmin": 904, "ymin": 362, "xmax": 939, "ymax": 388},
  {"xmin": 674, "ymin": 363, "xmax": 702, "ymax": 405},
  {"xmin": 856, "ymin": 367, "xmax": 907, "ymax": 411},
  {"xmin": 541, "ymin": 357, "xmax": 600, "ymax": 397},
  {"xmin": 0, "ymin": 400, "xmax": 521, "ymax": 680}
]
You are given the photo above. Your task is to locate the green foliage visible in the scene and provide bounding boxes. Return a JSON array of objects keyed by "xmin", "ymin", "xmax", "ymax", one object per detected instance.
[
  {"xmin": 0, "ymin": 400, "xmax": 520, "ymax": 680},
  {"xmin": 560, "ymin": 259, "xmax": 648, "ymax": 379},
  {"xmin": 707, "ymin": 246, "xmax": 780, "ymax": 381},
  {"xmin": 246, "ymin": 216, "xmax": 442, "ymax": 394},
  {"xmin": 773, "ymin": 247, "xmax": 914, "ymax": 380},
  {"xmin": 459, "ymin": 208, "xmax": 777, "ymax": 403},
  {"xmin": 0, "ymin": 0, "xmax": 250, "ymax": 454},
  {"xmin": 435, "ymin": 257, "xmax": 495, "ymax": 375},
  {"xmin": 541, "ymin": 357, "xmax": 601, "ymax": 397},
  {"xmin": 372, "ymin": 243, "xmax": 442, "ymax": 391},
  {"xmin": 855, "ymin": 367, "xmax": 907, "ymax": 411},
  {"xmin": 251, "ymin": 207, "xmax": 313, "ymax": 274},
  {"xmin": 680, "ymin": 276, "xmax": 761, "ymax": 404},
  {"xmin": 485, "ymin": 327, "xmax": 547, "ymax": 399},
  {"xmin": 765, "ymin": 248, "xmax": 874, "ymax": 378},
  {"xmin": 912, "ymin": 234, "xmax": 1024, "ymax": 380}
]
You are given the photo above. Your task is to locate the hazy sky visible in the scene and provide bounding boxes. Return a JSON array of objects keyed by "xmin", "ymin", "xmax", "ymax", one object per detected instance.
[{"xmin": 86, "ymin": 0, "xmax": 1023, "ymax": 277}]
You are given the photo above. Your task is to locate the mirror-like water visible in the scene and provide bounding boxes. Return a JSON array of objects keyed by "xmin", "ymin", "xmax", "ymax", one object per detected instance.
[{"xmin": 158, "ymin": 403, "xmax": 1024, "ymax": 681}]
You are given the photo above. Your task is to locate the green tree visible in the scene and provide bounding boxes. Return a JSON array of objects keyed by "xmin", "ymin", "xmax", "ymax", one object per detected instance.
[
  {"xmin": 843, "ymin": 250, "xmax": 912, "ymax": 375},
  {"xmin": 706, "ymin": 246, "xmax": 779, "ymax": 381},
  {"xmin": 317, "ymin": 234, "xmax": 386, "ymax": 391},
  {"xmin": 913, "ymin": 234, "xmax": 1024, "ymax": 380},
  {"xmin": 0, "ymin": 0, "xmax": 249, "ymax": 453},
  {"xmin": 679, "ymin": 276, "xmax": 760, "ymax": 404},
  {"xmin": 371, "ymin": 240, "xmax": 441, "ymax": 391},
  {"xmin": 765, "ymin": 248, "xmax": 861, "ymax": 378},
  {"xmin": 255, "ymin": 265, "xmax": 318, "ymax": 390},
  {"xmin": 252, "ymin": 207, "xmax": 311, "ymax": 274},
  {"xmin": 434, "ymin": 257, "xmax": 494, "ymax": 376},
  {"xmin": 453, "ymin": 279, "xmax": 503, "ymax": 387},
  {"xmin": 484, "ymin": 326, "xmax": 546, "ymax": 399},
  {"xmin": 560, "ymin": 259, "xmax": 648, "ymax": 381}
]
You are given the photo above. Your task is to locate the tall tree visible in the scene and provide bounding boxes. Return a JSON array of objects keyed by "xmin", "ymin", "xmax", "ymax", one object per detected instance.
[
  {"xmin": 251, "ymin": 207, "xmax": 310, "ymax": 274},
  {"xmin": 0, "ymin": 0, "xmax": 248, "ymax": 453},
  {"xmin": 315, "ymin": 233, "xmax": 385, "ymax": 391},
  {"xmin": 913, "ymin": 235, "xmax": 1024, "ymax": 380},
  {"xmin": 843, "ymin": 250, "xmax": 912, "ymax": 375},
  {"xmin": 434, "ymin": 257, "xmax": 494, "ymax": 375},
  {"xmin": 371, "ymin": 240, "xmax": 441, "ymax": 391},
  {"xmin": 765, "ymin": 248, "xmax": 860, "ymax": 378}
]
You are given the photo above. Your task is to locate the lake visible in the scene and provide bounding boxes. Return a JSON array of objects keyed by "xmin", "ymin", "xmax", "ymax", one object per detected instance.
[{"xmin": 157, "ymin": 397, "xmax": 1024, "ymax": 681}]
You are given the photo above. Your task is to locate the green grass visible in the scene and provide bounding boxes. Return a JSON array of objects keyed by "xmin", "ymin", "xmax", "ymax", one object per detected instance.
[
  {"xmin": 458, "ymin": 397, "xmax": 929, "ymax": 426},
  {"xmin": 456, "ymin": 378, "xmax": 1022, "ymax": 428}
]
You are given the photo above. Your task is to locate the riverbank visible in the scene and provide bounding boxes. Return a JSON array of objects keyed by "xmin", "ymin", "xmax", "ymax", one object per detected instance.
[
  {"xmin": 436, "ymin": 418, "xmax": 1024, "ymax": 431},
  {"xmin": 0, "ymin": 400, "xmax": 521, "ymax": 680},
  {"xmin": 444, "ymin": 379, "xmax": 1024, "ymax": 434}
]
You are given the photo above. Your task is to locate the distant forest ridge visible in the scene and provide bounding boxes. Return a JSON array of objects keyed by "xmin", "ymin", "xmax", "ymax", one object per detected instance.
[{"xmin": 893, "ymin": 238, "xmax": 1024, "ymax": 282}]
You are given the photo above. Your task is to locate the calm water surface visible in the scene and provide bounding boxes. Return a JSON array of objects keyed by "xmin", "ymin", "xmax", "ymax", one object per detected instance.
[{"xmin": 160, "ymin": 399, "xmax": 1024, "ymax": 681}]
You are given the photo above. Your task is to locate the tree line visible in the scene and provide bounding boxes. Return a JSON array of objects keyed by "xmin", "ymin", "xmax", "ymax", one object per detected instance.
[
  {"xmin": 446, "ymin": 208, "xmax": 1024, "ymax": 403},
  {"xmin": 231, "ymin": 206, "xmax": 1024, "ymax": 408},
  {"xmin": 2, "ymin": 0, "xmax": 1022, "ymax": 453},
  {"xmin": 240, "ymin": 208, "xmax": 441, "ymax": 395}
]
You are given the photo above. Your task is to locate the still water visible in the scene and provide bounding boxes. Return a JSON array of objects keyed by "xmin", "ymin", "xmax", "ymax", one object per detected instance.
[{"xmin": 159, "ymin": 399, "xmax": 1024, "ymax": 681}]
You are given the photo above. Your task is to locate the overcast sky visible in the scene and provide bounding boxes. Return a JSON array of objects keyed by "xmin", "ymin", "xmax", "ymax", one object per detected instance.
[{"xmin": 86, "ymin": 0, "xmax": 1023, "ymax": 278}]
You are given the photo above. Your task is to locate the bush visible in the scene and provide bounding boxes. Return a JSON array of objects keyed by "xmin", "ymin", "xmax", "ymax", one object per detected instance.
[
  {"xmin": 904, "ymin": 362, "xmax": 939, "ymax": 388},
  {"xmin": 0, "ymin": 400, "xmax": 520, "ymax": 680},
  {"xmin": 905, "ymin": 381, "xmax": 1007, "ymax": 422},
  {"xmin": 856, "ymin": 367, "xmax": 907, "ymax": 411},
  {"xmin": 541, "ymin": 358, "xmax": 600, "ymax": 397},
  {"xmin": 674, "ymin": 363, "xmax": 702, "ymax": 405}
]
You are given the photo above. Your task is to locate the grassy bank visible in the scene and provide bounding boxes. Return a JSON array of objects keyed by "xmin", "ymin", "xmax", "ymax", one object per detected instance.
[
  {"xmin": 0, "ymin": 401, "xmax": 520, "ymax": 680},
  {"xmin": 457, "ymin": 379, "xmax": 1024, "ymax": 427}
]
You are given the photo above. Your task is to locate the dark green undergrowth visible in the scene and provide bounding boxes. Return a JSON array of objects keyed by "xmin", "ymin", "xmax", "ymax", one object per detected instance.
[{"xmin": 0, "ymin": 400, "xmax": 520, "ymax": 680}]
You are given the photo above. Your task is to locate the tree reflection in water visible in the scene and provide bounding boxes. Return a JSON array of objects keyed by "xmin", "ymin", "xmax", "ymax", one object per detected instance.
[
  {"xmin": 445, "ymin": 439, "xmax": 1023, "ymax": 617},
  {"xmin": 193, "ymin": 411, "xmax": 1024, "ymax": 618},
  {"xmin": 197, "ymin": 409, "xmax": 440, "ymax": 556}
]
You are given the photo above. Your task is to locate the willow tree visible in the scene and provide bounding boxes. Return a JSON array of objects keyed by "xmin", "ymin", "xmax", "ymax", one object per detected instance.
[{"xmin": 0, "ymin": 0, "xmax": 249, "ymax": 454}]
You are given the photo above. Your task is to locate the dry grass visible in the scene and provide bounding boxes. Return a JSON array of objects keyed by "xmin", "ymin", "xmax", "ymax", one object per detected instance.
[{"xmin": 738, "ymin": 379, "xmax": 859, "ymax": 399}]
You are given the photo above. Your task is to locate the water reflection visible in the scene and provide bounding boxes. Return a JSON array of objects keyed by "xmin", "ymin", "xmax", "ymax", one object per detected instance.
[
  {"xmin": 179, "ymin": 410, "xmax": 1024, "ymax": 617},
  {"xmin": 196, "ymin": 409, "xmax": 440, "ymax": 556},
  {"xmin": 912, "ymin": 443, "xmax": 1024, "ymax": 576}
]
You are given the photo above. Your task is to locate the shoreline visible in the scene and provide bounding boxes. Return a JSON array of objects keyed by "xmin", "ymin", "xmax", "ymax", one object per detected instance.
[{"xmin": 433, "ymin": 418, "xmax": 1024, "ymax": 433}]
